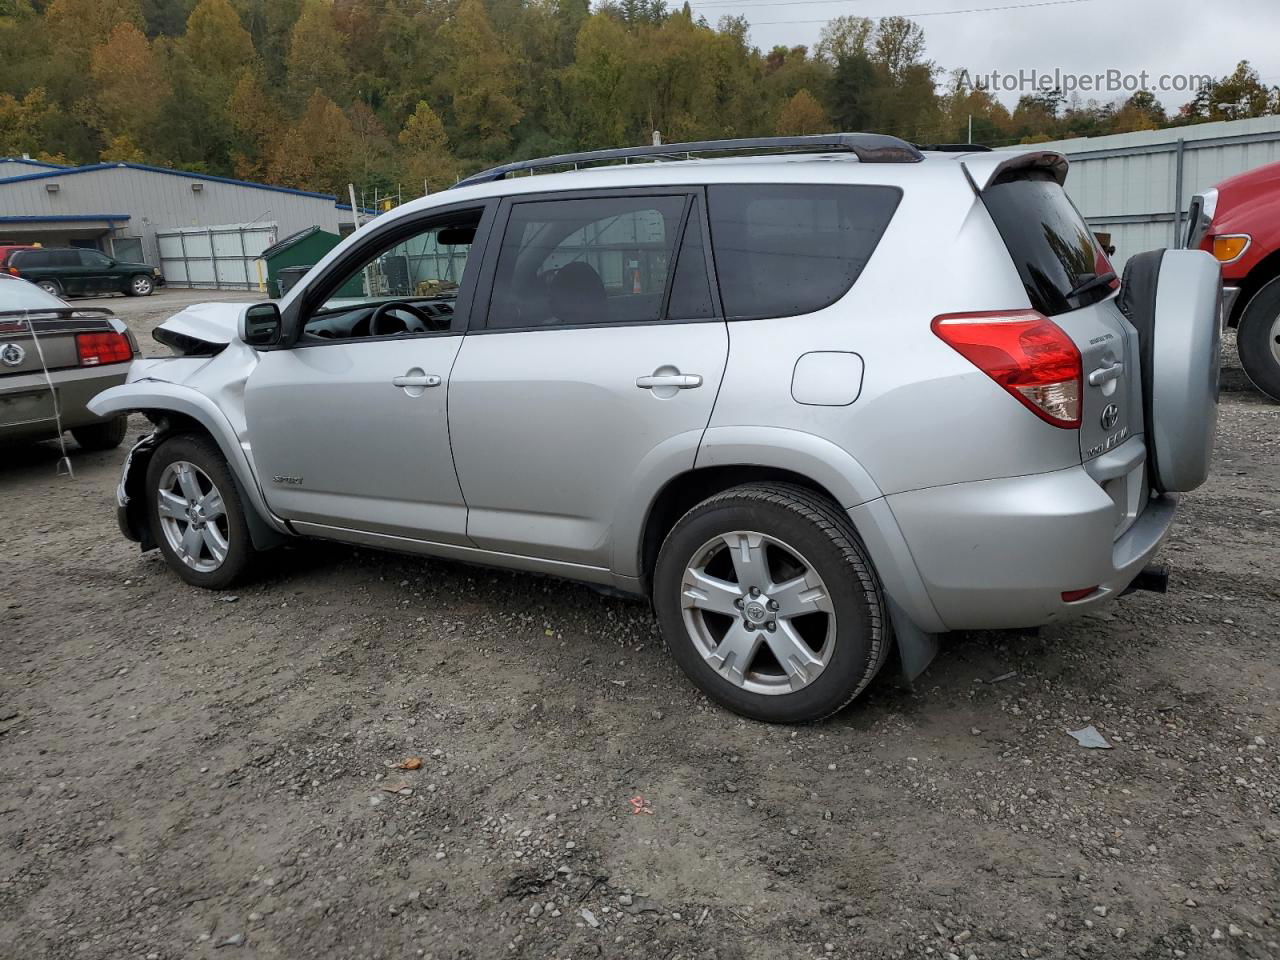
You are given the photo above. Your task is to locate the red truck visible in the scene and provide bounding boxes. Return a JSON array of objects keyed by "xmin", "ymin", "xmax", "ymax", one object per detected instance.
[{"xmin": 1188, "ymin": 160, "xmax": 1280, "ymax": 401}]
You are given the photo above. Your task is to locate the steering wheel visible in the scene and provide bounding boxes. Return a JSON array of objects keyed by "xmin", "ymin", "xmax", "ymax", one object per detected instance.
[{"xmin": 369, "ymin": 300, "xmax": 442, "ymax": 337}]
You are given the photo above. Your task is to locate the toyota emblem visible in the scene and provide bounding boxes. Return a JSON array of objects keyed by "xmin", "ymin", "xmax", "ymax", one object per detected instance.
[
  {"xmin": 0, "ymin": 342, "xmax": 25, "ymax": 367},
  {"xmin": 1100, "ymin": 403, "xmax": 1120, "ymax": 431}
]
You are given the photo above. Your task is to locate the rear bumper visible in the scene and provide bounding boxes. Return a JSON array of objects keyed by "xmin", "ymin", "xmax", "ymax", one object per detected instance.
[
  {"xmin": 884, "ymin": 460, "xmax": 1177, "ymax": 631},
  {"xmin": 0, "ymin": 365, "xmax": 128, "ymax": 440}
]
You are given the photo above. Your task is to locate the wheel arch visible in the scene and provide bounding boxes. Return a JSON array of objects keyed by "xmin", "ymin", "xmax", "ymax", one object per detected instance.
[
  {"xmin": 1230, "ymin": 247, "xmax": 1280, "ymax": 327},
  {"xmin": 637, "ymin": 465, "xmax": 847, "ymax": 595},
  {"xmin": 89, "ymin": 382, "xmax": 289, "ymax": 549}
]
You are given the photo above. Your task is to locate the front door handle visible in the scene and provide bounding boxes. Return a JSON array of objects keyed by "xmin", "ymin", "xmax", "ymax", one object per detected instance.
[
  {"xmin": 392, "ymin": 373, "xmax": 441, "ymax": 388},
  {"xmin": 1088, "ymin": 361, "xmax": 1124, "ymax": 386},
  {"xmin": 636, "ymin": 374, "xmax": 702, "ymax": 390}
]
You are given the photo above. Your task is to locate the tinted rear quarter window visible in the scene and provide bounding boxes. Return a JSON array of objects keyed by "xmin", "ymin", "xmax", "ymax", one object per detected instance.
[
  {"xmin": 13, "ymin": 251, "xmax": 49, "ymax": 268},
  {"xmin": 982, "ymin": 171, "xmax": 1115, "ymax": 316},
  {"xmin": 707, "ymin": 184, "xmax": 901, "ymax": 321}
]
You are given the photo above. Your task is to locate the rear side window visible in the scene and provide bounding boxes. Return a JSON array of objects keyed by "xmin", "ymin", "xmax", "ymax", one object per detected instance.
[
  {"xmin": 12, "ymin": 250, "xmax": 49, "ymax": 268},
  {"xmin": 707, "ymin": 184, "xmax": 901, "ymax": 321},
  {"xmin": 982, "ymin": 172, "xmax": 1116, "ymax": 316}
]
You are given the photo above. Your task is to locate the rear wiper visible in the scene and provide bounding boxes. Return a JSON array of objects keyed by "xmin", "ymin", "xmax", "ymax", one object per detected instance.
[{"xmin": 1066, "ymin": 271, "xmax": 1117, "ymax": 302}]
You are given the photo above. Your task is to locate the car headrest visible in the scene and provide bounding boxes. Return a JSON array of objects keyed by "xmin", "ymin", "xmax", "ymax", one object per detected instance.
[{"xmin": 549, "ymin": 262, "xmax": 606, "ymax": 326}]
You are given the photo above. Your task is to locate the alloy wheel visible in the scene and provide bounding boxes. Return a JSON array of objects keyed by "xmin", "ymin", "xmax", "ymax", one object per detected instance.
[
  {"xmin": 132, "ymin": 277, "xmax": 153, "ymax": 295},
  {"xmin": 1270, "ymin": 311, "xmax": 1280, "ymax": 367},
  {"xmin": 680, "ymin": 531, "xmax": 836, "ymax": 696},
  {"xmin": 156, "ymin": 460, "xmax": 229, "ymax": 572}
]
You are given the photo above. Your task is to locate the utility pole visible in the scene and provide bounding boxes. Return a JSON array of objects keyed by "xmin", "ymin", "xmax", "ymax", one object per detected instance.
[
  {"xmin": 347, "ymin": 184, "xmax": 361, "ymax": 232},
  {"xmin": 968, "ymin": 114, "xmax": 974, "ymax": 144}
]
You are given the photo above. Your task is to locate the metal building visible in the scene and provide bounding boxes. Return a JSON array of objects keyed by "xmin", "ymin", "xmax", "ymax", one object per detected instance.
[
  {"xmin": 0, "ymin": 158, "xmax": 367, "ymax": 289},
  {"xmin": 1001, "ymin": 116, "xmax": 1280, "ymax": 266}
]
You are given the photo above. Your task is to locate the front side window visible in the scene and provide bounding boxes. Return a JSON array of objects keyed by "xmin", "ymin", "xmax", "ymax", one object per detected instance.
[
  {"xmin": 487, "ymin": 195, "xmax": 697, "ymax": 329},
  {"xmin": 707, "ymin": 184, "xmax": 902, "ymax": 321},
  {"xmin": 81, "ymin": 250, "xmax": 113, "ymax": 267},
  {"xmin": 301, "ymin": 213, "xmax": 480, "ymax": 342}
]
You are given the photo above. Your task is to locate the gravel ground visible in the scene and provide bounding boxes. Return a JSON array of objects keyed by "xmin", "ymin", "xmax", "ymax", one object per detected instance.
[{"xmin": 1, "ymin": 299, "xmax": 1277, "ymax": 960}]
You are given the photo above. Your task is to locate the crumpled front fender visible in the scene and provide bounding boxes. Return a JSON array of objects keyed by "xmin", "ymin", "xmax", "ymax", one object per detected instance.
[{"xmin": 89, "ymin": 380, "xmax": 290, "ymax": 539}]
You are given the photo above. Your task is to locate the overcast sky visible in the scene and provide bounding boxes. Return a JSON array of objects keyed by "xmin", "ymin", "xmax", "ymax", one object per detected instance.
[{"xmin": 684, "ymin": 0, "xmax": 1280, "ymax": 111}]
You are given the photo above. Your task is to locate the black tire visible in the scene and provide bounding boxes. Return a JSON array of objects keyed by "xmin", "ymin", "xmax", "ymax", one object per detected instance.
[
  {"xmin": 126, "ymin": 274, "xmax": 155, "ymax": 297},
  {"xmin": 1238, "ymin": 277, "xmax": 1280, "ymax": 402},
  {"xmin": 70, "ymin": 414, "xmax": 128, "ymax": 451},
  {"xmin": 36, "ymin": 279, "xmax": 61, "ymax": 297},
  {"xmin": 145, "ymin": 433, "xmax": 255, "ymax": 589},
  {"xmin": 653, "ymin": 482, "xmax": 888, "ymax": 723}
]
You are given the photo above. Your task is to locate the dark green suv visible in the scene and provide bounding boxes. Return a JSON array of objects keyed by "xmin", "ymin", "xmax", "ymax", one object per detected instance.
[{"xmin": 6, "ymin": 247, "xmax": 164, "ymax": 298}]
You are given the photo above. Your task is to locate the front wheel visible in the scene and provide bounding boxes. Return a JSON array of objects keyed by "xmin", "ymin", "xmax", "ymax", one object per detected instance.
[
  {"xmin": 653, "ymin": 483, "xmax": 888, "ymax": 723},
  {"xmin": 145, "ymin": 433, "xmax": 255, "ymax": 589},
  {"xmin": 127, "ymin": 274, "xmax": 155, "ymax": 297},
  {"xmin": 1238, "ymin": 277, "xmax": 1280, "ymax": 402}
]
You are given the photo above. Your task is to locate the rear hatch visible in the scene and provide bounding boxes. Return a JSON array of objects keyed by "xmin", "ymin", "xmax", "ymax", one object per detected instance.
[{"xmin": 977, "ymin": 166, "xmax": 1147, "ymax": 533}]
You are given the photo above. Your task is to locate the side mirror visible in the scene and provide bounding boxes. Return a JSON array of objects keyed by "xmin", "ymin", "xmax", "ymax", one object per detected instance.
[{"xmin": 241, "ymin": 302, "xmax": 283, "ymax": 347}]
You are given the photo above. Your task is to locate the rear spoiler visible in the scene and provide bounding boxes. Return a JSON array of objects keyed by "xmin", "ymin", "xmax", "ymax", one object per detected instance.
[
  {"xmin": 0, "ymin": 307, "xmax": 119, "ymax": 334},
  {"xmin": 961, "ymin": 150, "xmax": 1069, "ymax": 191}
]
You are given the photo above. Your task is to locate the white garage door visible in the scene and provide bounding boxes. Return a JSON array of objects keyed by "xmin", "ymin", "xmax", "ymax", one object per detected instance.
[{"xmin": 156, "ymin": 223, "xmax": 277, "ymax": 290}]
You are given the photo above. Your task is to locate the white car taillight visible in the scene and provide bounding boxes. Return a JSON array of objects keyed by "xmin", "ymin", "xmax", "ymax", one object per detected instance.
[{"xmin": 932, "ymin": 309, "xmax": 1082, "ymax": 429}]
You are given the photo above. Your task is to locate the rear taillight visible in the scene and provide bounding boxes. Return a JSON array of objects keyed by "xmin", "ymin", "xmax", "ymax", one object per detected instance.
[
  {"xmin": 932, "ymin": 309, "xmax": 1082, "ymax": 429},
  {"xmin": 6, "ymin": 266, "xmax": 18, "ymax": 276},
  {"xmin": 76, "ymin": 331, "xmax": 133, "ymax": 366}
]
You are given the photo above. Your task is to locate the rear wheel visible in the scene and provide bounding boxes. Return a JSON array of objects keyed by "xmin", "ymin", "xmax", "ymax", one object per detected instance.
[
  {"xmin": 1237, "ymin": 277, "xmax": 1280, "ymax": 403},
  {"xmin": 145, "ymin": 434, "xmax": 254, "ymax": 589},
  {"xmin": 127, "ymin": 274, "xmax": 155, "ymax": 297},
  {"xmin": 653, "ymin": 483, "xmax": 888, "ymax": 723},
  {"xmin": 36, "ymin": 279, "xmax": 61, "ymax": 297},
  {"xmin": 71, "ymin": 414, "xmax": 128, "ymax": 451}
]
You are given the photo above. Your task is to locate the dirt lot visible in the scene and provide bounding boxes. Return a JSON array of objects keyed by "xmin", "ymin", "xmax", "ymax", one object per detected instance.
[{"xmin": 2, "ymin": 293, "xmax": 1278, "ymax": 960}]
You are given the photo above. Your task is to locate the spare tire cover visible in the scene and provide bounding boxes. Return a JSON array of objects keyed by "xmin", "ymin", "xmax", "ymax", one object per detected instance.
[{"xmin": 1118, "ymin": 249, "xmax": 1221, "ymax": 493}]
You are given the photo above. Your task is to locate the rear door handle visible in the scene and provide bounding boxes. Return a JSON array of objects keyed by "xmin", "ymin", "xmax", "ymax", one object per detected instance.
[
  {"xmin": 392, "ymin": 374, "xmax": 441, "ymax": 388},
  {"xmin": 636, "ymin": 374, "xmax": 702, "ymax": 390},
  {"xmin": 1088, "ymin": 361, "xmax": 1124, "ymax": 386}
]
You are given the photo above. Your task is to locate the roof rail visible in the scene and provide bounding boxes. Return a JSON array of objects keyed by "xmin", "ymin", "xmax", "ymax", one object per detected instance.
[
  {"xmin": 915, "ymin": 143, "xmax": 993, "ymax": 153},
  {"xmin": 453, "ymin": 133, "xmax": 924, "ymax": 189}
]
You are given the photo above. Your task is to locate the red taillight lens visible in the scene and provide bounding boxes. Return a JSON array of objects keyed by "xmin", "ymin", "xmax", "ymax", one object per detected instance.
[
  {"xmin": 932, "ymin": 309, "xmax": 1082, "ymax": 429},
  {"xmin": 6, "ymin": 266, "xmax": 19, "ymax": 276},
  {"xmin": 76, "ymin": 331, "xmax": 133, "ymax": 366}
]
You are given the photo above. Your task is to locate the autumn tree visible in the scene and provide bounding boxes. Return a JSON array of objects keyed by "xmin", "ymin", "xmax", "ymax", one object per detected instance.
[
  {"xmin": 440, "ymin": 0, "xmax": 523, "ymax": 156},
  {"xmin": 776, "ymin": 89, "xmax": 829, "ymax": 136},
  {"xmin": 1112, "ymin": 90, "xmax": 1166, "ymax": 133},
  {"xmin": 44, "ymin": 0, "xmax": 143, "ymax": 59},
  {"xmin": 89, "ymin": 22, "xmax": 169, "ymax": 142},
  {"xmin": 267, "ymin": 89, "xmax": 356, "ymax": 196},
  {"xmin": 0, "ymin": 88, "xmax": 53, "ymax": 156},
  {"xmin": 286, "ymin": 0, "xmax": 349, "ymax": 105},
  {"xmin": 1186, "ymin": 61, "xmax": 1279, "ymax": 121},
  {"xmin": 399, "ymin": 101, "xmax": 456, "ymax": 194},
  {"xmin": 815, "ymin": 15, "xmax": 873, "ymax": 65},
  {"xmin": 185, "ymin": 0, "xmax": 254, "ymax": 78},
  {"xmin": 228, "ymin": 67, "xmax": 280, "ymax": 179}
]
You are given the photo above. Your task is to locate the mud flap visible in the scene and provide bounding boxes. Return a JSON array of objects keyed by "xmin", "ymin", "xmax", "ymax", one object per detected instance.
[{"xmin": 887, "ymin": 596, "xmax": 940, "ymax": 685}]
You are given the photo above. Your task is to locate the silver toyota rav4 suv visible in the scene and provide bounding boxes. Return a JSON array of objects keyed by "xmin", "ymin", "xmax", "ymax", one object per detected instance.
[{"xmin": 91, "ymin": 134, "xmax": 1221, "ymax": 723}]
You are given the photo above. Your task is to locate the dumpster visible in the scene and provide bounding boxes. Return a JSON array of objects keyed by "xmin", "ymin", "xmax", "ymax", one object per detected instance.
[
  {"xmin": 260, "ymin": 226, "xmax": 360, "ymax": 298},
  {"xmin": 277, "ymin": 265, "xmax": 312, "ymax": 297}
]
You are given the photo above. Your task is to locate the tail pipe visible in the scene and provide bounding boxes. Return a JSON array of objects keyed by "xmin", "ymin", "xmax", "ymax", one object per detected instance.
[{"xmin": 1124, "ymin": 564, "xmax": 1170, "ymax": 596}]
